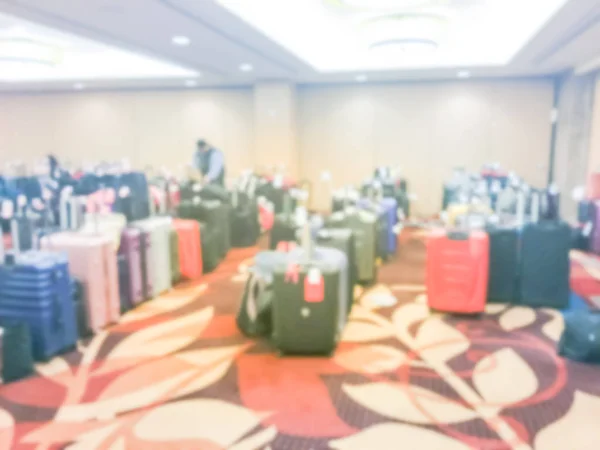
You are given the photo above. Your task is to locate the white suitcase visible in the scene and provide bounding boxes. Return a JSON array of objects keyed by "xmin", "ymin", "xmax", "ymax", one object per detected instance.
[{"xmin": 131, "ymin": 217, "xmax": 172, "ymax": 298}]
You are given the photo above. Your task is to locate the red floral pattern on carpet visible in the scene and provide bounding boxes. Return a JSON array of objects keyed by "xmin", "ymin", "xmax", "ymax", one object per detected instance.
[{"xmin": 0, "ymin": 233, "xmax": 599, "ymax": 449}]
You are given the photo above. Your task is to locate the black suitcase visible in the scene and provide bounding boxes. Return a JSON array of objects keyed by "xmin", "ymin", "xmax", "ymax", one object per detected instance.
[
  {"xmin": 486, "ymin": 225, "xmax": 520, "ymax": 303},
  {"xmin": 578, "ymin": 200, "xmax": 595, "ymax": 224},
  {"xmin": 231, "ymin": 193, "xmax": 260, "ymax": 248},
  {"xmin": 316, "ymin": 228, "xmax": 356, "ymax": 314},
  {"xmin": 2, "ymin": 322, "xmax": 35, "ymax": 383},
  {"xmin": 269, "ymin": 215, "xmax": 300, "ymax": 250},
  {"xmin": 118, "ymin": 254, "xmax": 132, "ymax": 313},
  {"xmin": 519, "ymin": 221, "xmax": 571, "ymax": 309},
  {"xmin": 200, "ymin": 223, "xmax": 221, "ymax": 273},
  {"xmin": 71, "ymin": 278, "xmax": 91, "ymax": 339}
]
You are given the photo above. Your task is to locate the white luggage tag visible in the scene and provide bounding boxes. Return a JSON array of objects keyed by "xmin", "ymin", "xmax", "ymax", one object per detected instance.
[
  {"xmin": 1, "ymin": 199, "xmax": 14, "ymax": 220},
  {"xmin": 583, "ymin": 221, "xmax": 594, "ymax": 237},
  {"xmin": 192, "ymin": 182, "xmax": 202, "ymax": 193},
  {"xmin": 273, "ymin": 174, "xmax": 284, "ymax": 189}
]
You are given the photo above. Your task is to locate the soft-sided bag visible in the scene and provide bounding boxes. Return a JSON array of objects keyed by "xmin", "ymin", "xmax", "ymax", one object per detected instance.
[{"xmin": 559, "ymin": 312, "xmax": 600, "ymax": 364}]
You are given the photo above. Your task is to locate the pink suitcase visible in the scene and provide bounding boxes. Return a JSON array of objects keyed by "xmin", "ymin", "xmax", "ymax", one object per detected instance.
[
  {"xmin": 41, "ymin": 232, "xmax": 120, "ymax": 332},
  {"xmin": 120, "ymin": 228, "xmax": 144, "ymax": 307}
]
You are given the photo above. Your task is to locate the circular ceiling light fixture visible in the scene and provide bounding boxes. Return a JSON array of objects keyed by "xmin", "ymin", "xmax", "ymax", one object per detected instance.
[
  {"xmin": 0, "ymin": 38, "xmax": 62, "ymax": 66},
  {"xmin": 369, "ymin": 38, "xmax": 439, "ymax": 58},
  {"xmin": 326, "ymin": 0, "xmax": 432, "ymax": 11},
  {"xmin": 360, "ymin": 13, "xmax": 448, "ymax": 44}
]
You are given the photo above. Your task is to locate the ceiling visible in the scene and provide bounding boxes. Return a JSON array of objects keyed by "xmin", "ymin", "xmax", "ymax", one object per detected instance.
[{"xmin": 0, "ymin": 0, "xmax": 599, "ymax": 92}]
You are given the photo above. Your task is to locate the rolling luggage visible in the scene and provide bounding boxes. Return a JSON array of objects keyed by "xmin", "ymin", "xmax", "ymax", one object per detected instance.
[
  {"xmin": 116, "ymin": 171, "xmax": 151, "ymax": 222},
  {"xmin": 41, "ymin": 232, "xmax": 120, "ymax": 333},
  {"xmin": 231, "ymin": 191, "xmax": 260, "ymax": 248},
  {"xmin": 119, "ymin": 228, "xmax": 144, "ymax": 308},
  {"xmin": 200, "ymin": 223, "xmax": 220, "ymax": 273},
  {"xmin": 316, "ymin": 228, "xmax": 356, "ymax": 314},
  {"xmin": 327, "ymin": 209, "xmax": 377, "ymax": 285},
  {"xmin": 131, "ymin": 217, "xmax": 172, "ymax": 298},
  {"xmin": 71, "ymin": 278, "xmax": 90, "ymax": 338},
  {"xmin": 590, "ymin": 201, "xmax": 600, "ymax": 254},
  {"xmin": 0, "ymin": 249, "xmax": 78, "ymax": 361},
  {"xmin": 540, "ymin": 186, "xmax": 560, "ymax": 221},
  {"xmin": 486, "ymin": 225, "xmax": 520, "ymax": 303},
  {"xmin": 426, "ymin": 229, "xmax": 489, "ymax": 314},
  {"xmin": 578, "ymin": 200, "xmax": 595, "ymax": 224},
  {"xmin": 271, "ymin": 233, "xmax": 348, "ymax": 355},
  {"xmin": 170, "ymin": 228, "xmax": 181, "ymax": 284},
  {"xmin": 558, "ymin": 312, "xmax": 600, "ymax": 363},
  {"xmin": 173, "ymin": 219, "xmax": 203, "ymax": 280},
  {"xmin": 178, "ymin": 198, "xmax": 227, "ymax": 259},
  {"xmin": 519, "ymin": 221, "xmax": 570, "ymax": 309},
  {"xmin": 269, "ymin": 195, "xmax": 300, "ymax": 250},
  {"xmin": 359, "ymin": 197, "xmax": 398, "ymax": 256},
  {"xmin": 1, "ymin": 323, "xmax": 34, "ymax": 383}
]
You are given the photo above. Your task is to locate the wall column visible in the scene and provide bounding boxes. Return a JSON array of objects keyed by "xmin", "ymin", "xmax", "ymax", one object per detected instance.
[{"xmin": 253, "ymin": 82, "xmax": 299, "ymax": 179}]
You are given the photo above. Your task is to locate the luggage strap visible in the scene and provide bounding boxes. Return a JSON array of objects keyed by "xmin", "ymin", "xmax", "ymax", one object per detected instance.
[{"xmin": 276, "ymin": 241, "xmax": 297, "ymax": 253}]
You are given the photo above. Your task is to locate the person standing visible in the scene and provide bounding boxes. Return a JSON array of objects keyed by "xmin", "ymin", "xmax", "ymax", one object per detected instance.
[{"xmin": 194, "ymin": 140, "xmax": 226, "ymax": 187}]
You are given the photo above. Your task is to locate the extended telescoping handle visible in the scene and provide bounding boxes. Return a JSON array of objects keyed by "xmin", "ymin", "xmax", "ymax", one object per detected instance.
[
  {"xmin": 515, "ymin": 188, "xmax": 526, "ymax": 226},
  {"xmin": 301, "ymin": 218, "xmax": 313, "ymax": 260}
]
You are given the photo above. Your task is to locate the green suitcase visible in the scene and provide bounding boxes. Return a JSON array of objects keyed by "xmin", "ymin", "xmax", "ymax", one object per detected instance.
[
  {"xmin": 327, "ymin": 209, "xmax": 377, "ymax": 284},
  {"xmin": 200, "ymin": 222, "xmax": 221, "ymax": 273},
  {"xmin": 170, "ymin": 228, "xmax": 181, "ymax": 284},
  {"xmin": 271, "ymin": 257, "xmax": 344, "ymax": 355},
  {"xmin": 316, "ymin": 228, "xmax": 356, "ymax": 314}
]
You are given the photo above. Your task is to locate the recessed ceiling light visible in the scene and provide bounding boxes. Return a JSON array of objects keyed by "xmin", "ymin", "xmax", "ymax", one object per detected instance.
[
  {"xmin": 355, "ymin": 74, "xmax": 368, "ymax": 82},
  {"xmin": 184, "ymin": 79, "xmax": 197, "ymax": 87},
  {"xmin": 239, "ymin": 63, "xmax": 253, "ymax": 72},
  {"xmin": 457, "ymin": 70, "xmax": 471, "ymax": 79},
  {"xmin": 0, "ymin": 11, "xmax": 199, "ymax": 82},
  {"xmin": 172, "ymin": 35, "xmax": 191, "ymax": 46},
  {"xmin": 73, "ymin": 83, "xmax": 85, "ymax": 90}
]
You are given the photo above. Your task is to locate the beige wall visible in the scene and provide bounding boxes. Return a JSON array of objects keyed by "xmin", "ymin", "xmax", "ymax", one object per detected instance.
[
  {"xmin": 298, "ymin": 81, "xmax": 554, "ymax": 214},
  {"xmin": 0, "ymin": 89, "xmax": 254, "ymax": 179},
  {"xmin": 0, "ymin": 80, "xmax": 553, "ymax": 216},
  {"xmin": 253, "ymin": 82, "xmax": 298, "ymax": 178}
]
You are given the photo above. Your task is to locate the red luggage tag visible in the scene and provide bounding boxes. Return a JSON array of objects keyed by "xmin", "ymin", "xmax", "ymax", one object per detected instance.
[
  {"xmin": 304, "ymin": 268, "xmax": 324, "ymax": 303},
  {"xmin": 285, "ymin": 262, "xmax": 300, "ymax": 284}
]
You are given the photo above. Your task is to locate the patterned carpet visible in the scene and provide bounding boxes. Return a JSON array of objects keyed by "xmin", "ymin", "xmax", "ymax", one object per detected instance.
[{"xmin": 1, "ymin": 231, "xmax": 600, "ymax": 449}]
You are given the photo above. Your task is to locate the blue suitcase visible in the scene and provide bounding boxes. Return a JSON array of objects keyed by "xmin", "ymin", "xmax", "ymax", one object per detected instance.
[{"xmin": 0, "ymin": 251, "xmax": 77, "ymax": 360}]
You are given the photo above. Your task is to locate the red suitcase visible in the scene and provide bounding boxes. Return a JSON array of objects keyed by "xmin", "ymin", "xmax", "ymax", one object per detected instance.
[
  {"xmin": 426, "ymin": 228, "xmax": 489, "ymax": 314},
  {"xmin": 173, "ymin": 219, "xmax": 203, "ymax": 281}
]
